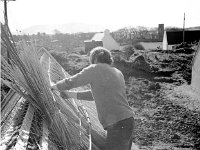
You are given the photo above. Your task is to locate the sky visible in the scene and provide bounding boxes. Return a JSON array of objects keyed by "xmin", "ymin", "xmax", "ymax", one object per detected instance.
[{"xmin": 0, "ymin": 0, "xmax": 200, "ymax": 32}]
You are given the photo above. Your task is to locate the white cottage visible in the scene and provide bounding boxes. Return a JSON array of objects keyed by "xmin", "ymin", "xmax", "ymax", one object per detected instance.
[{"xmin": 84, "ymin": 29, "xmax": 120, "ymax": 54}]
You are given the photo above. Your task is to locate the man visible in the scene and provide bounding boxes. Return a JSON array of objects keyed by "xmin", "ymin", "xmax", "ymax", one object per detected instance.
[{"xmin": 51, "ymin": 47, "xmax": 134, "ymax": 150}]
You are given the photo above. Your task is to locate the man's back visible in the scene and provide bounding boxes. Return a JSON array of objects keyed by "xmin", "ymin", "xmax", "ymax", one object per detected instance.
[{"xmin": 89, "ymin": 64, "xmax": 133, "ymax": 129}]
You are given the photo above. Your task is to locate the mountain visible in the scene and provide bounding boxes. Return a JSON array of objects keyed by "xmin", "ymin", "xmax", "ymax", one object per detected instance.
[
  {"xmin": 19, "ymin": 23, "xmax": 106, "ymax": 35},
  {"xmin": 186, "ymin": 26, "xmax": 200, "ymax": 30}
]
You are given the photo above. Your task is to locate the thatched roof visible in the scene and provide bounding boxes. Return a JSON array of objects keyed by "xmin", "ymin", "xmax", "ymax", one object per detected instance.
[{"xmin": 1, "ymin": 24, "xmax": 106, "ymax": 150}]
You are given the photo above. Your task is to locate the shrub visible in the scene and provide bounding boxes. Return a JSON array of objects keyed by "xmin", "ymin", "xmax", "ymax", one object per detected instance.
[
  {"xmin": 122, "ymin": 45, "xmax": 135, "ymax": 60},
  {"xmin": 133, "ymin": 43, "xmax": 145, "ymax": 50}
]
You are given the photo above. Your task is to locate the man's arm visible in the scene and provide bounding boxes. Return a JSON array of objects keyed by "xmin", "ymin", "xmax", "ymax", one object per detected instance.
[
  {"xmin": 61, "ymin": 90, "xmax": 94, "ymax": 101},
  {"xmin": 52, "ymin": 65, "xmax": 95, "ymax": 91}
]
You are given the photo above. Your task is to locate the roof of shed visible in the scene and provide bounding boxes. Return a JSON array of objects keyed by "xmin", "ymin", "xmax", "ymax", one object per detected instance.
[
  {"xmin": 166, "ymin": 30, "xmax": 200, "ymax": 45},
  {"xmin": 91, "ymin": 32, "xmax": 104, "ymax": 41},
  {"xmin": 84, "ymin": 32, "xmax": 104, "ymax": 43}
]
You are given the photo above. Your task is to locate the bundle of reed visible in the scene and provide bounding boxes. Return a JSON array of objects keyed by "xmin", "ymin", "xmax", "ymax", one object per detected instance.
[
  {"xmin": 41, "ymin": 47, "xmax": 92, "ymax": 149},
  {"xmin": 1, "ymin": 24, "xmax": 89, "ymax": 149}
]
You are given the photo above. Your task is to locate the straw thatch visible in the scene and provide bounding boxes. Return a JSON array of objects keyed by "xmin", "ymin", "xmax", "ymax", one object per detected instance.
[{"xmin": 0, "ymin": 23, "xmax": 92, "ymax": 150}]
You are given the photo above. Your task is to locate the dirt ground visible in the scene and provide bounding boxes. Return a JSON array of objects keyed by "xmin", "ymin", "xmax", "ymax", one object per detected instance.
[
  {"xmin": 49, "ymin": 45, "xmax": 200, "ymax": 150},
  {"xmin": 126, "ymin": 79, "xmax": 199, "ymax": 150}
]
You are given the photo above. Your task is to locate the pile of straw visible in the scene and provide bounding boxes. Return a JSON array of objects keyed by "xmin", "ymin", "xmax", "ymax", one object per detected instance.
[{"xmin": 1, "ymin": 24, "xmax": 89, "ymax": 150}]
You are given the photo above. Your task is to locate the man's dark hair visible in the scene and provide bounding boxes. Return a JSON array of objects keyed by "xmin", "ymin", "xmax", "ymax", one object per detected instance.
[{"xmin": 89, "ymin": 47, "xmax": 113, "ymax": 65}]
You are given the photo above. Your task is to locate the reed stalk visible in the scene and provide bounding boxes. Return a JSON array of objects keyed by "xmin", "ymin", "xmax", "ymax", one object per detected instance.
[{"xmin": 1, "ymin": 23, "xmax": 89, "ymax": 149}]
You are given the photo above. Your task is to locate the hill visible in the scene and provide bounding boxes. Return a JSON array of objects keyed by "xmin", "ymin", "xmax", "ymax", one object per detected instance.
[
  {"xmin": 18, "ymin": 23, "xmax": 105, "ymax": 35},
  {"xmin": 187, "ymin": 26, "xmax": 200, "ymax": 30}
]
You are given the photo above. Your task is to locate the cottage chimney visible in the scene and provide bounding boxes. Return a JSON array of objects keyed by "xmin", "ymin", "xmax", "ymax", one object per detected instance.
[{"xmin": 158, "ymin": 24, "xmax": 164, "ymax": 41}]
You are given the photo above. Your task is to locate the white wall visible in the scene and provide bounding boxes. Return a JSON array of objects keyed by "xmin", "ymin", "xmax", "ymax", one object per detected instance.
[
  {"xmin": 162, "ymin": 31, "xmax": 168, "ymax": 50},
  {"xmin": 192, "ymin": 42, "xmax": 200, "ymax": 91},
  {"xmin": 102, "ymin": 29, "xmax": 120, "ymax": 50}
]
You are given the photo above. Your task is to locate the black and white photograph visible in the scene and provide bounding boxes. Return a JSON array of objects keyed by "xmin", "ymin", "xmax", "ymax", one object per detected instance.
[{"xmin": 1, "ymin": 0, "xmax": 200, "ymax": 150}]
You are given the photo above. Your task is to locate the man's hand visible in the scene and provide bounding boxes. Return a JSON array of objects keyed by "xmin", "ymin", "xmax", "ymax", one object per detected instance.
[
  {"xmin": 60, "ymin": 91, "xmax": 77, "ymax": 99},
  {"xmin": 60, "ymin": 91, "xmax": 70, "ymax": 99},
  {"xmin": 50, "ymin": 84, "xmax": 58, "ymax": 91}
]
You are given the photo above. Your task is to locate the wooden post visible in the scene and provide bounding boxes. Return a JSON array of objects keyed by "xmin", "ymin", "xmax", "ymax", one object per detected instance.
[
  {"xmin": 183, "ymin": 13, "xmax": 185, "ymax": 43},
  {"xmin": 1, "ymin": 0, "xmax": 16, "ymax": 64},
  {"xmin": 2, "ymin": 0, "xmax": 16, "ymax": 26},
  {"xmin": 4, "ymin": 0, "xmax": 10, "ymax": 64},
  {"xmin": 4, "ymin": 0, "xmax": 8, "ymax": 27}
]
